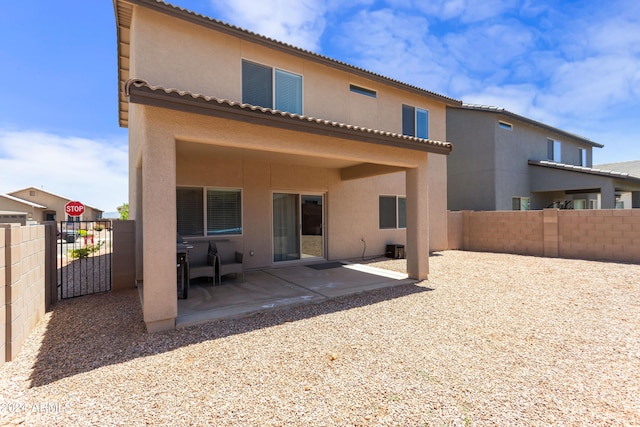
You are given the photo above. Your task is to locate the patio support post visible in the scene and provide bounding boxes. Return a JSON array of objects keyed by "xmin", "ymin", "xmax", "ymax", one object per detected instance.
[
  {"xmin": 140, "ymin": 125, "xmax": 177, "ymax": 332},
  {"xmin": 600, "ymin": 183, "xmax": 616, "ymax": 209},
  {"xmin": 406, "ymin": 156, "xmax": 429, "ymax": 280}
]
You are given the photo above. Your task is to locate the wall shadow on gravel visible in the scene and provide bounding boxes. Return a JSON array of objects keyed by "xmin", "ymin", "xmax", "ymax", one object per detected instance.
[{"xmin": 28, "ymin": 283, "xmax": 431, "ymax": 388}]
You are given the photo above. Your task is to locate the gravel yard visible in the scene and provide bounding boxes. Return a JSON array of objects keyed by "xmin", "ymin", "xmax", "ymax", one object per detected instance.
[{"xmin": 1, "ymin": 250, "xmax": 639, "ymax": 426}]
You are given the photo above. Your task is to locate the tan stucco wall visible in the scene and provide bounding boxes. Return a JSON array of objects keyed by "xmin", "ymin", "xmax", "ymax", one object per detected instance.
[{"xmin": 129, "ymin": 6, "xmax": 448, "ymax": 140}]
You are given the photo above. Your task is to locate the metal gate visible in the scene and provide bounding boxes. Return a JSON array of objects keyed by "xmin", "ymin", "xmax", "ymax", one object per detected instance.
[{"xmin": 58, "ymin": 220, "xmax": 112, "ymax": 299}]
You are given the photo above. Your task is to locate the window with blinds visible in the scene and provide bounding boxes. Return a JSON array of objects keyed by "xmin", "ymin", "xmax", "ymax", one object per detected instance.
[
  {"xmin": 207, "ymin": 189, "xmax": 242, "ymax": 235},
  {"xmin": 176, "ymin": 187, "xmax": 204, "ymax": 236},
  {"xmin": 242, "ymin": 60, "xmax": 302, "ymax": 115},
  {"xmin": 176, "ymin": 187, "xmax": 242, "ymax": 236},
  {"xmin": 242, "ymin": 60, "xmax": 272, "ymax": 108},
  {"xmin": 275, "ymin": 69, "xmax": 302, "ymax": 114}
]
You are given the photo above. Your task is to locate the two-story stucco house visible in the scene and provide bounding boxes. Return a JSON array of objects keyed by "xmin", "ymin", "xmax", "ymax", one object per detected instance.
[
  {"xmin": 447, "ymin": 104, "xmax": 640, "ymax": 211},
  {"xmin": 113, "ymin": 0, "xmax": 459, "ymax": 332}
]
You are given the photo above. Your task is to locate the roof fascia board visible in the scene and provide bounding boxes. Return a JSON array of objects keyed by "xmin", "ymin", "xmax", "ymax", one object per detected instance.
[
  {"xmin": 127, "ymin": 84, "xmax": 453, "ymax": 155},
  {"xmin": 457, "ymin": 105, "xmax": 604, "ymax": 148},
  {"xmin": 121, "ymin": 0, "xmax": 461, "ymax": 107},
  {"xmin": 528, "ymin": 160, "xmax": 640, "ymax": 185}
]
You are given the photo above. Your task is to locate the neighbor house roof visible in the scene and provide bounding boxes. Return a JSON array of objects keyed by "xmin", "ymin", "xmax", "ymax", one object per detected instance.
[
  {"xmin": 0, "ymin": 194, "xmax": 47, "ymax": 209},
  {"xmin": 528, "ymin": 160, "xmax": 640, "ymax": 184},
  {"xmin": 114, "ymin": 0, "xmax": 463, "ymax": 127},
  {"xmin": 593, "ymin": 160, "xmax": 640, "ymax": 176},
  {"xmin": 125, "ymin": 79, "xmax": 454, "ymax": 155},
  {"xmin": 8, "ymin": 187, "xmax": 103, "ymax": 212},
  {"xmin": 459, "ymin": 104, "xmax": 604, "ymax": 148}
]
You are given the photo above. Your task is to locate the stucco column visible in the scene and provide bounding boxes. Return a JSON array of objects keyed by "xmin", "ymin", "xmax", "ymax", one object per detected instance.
[
  {"xmin": 141, "ymin": 126, "xmax": 177, "ymax": 332},
  {"xmin": 632, "ymin": 191, "xmax": 640, "ymax": 209},
  {"xmin": 600, "ymin": 184, "xmax": 616, "ymax": 209},
  {"xmin": 406, "ymin": 156, "xmax": 429, "ymax": 280}
]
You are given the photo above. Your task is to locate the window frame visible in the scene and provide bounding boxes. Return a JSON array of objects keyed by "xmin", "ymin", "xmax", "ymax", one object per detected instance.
[
  {"xmin": 579, "ymin": 148, "xmax": 587, "ymax": 167},
  {"xmin": 499, "ymin": 121, "xmax": 513, "ymax": 130},
  {"xmin": 402, "ymin": 104, "xmax": 429, "ymax": 139},
  {"xmin": 349, "ymin": 84, "xmax": 377, "ymax": 98},
  {"xmin": 379, "ymin": 195, "xmax": 407, "ymax": 229},
  {"xmin": 176, "ymin": 186, "xmax": 243, "ymax": 237},
  {"xmin": 241, "ymin": 59, "xmax": 303, "ymax": 115},
  {"xmin": 512, "ymin": 196, "xmax": 530, "ymax": 211},
  {"xmin": 547, "ymin": 138, "xmax": 561, "ymax": 162}
]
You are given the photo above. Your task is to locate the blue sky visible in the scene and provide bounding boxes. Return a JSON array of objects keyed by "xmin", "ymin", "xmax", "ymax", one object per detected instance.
[{"xmin": 1, "ymin": 0, "xmax": 639, "ymax": 213}]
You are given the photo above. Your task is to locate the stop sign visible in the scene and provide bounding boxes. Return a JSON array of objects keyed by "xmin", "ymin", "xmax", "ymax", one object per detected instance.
[{"xmin": 65, "ymin": 201, "xmax": 85, "ymax": 217}]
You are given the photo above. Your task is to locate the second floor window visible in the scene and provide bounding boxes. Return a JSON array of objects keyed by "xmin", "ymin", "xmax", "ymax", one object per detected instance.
[
  {"xmin": 547, "ymin": 139, "xmax": 561, "ymax": 162},
  {"xmin": 402, "ymin": 104, "xmax": 428, "ymax": 139},
  {"xmin": 242, "ymin": 60, "xmax": 302, "ymax": 115},
  {"xmin": 579, "ymin": 148, "xmax": 587, "ymax": 167}
]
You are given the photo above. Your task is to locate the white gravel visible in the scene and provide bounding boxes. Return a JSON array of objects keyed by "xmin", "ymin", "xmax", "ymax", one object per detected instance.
[{"xmin": 1, "ymin": 250, "xmax": 639, "ymax": 426}]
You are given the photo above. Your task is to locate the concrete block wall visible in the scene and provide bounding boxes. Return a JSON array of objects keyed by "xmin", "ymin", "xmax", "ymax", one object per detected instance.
[
  {"xmin": 448, "ymin": 209, "xmax": 640, "ymax": 263},
  {"xmin": 558, "ymin": 209, "xmax": 640, "ymax": 263},
  {"xmin": 461, "ymin": 210, "xmax": 544, "ymax": 256},
  {"xmin": 1, "ymin": 224, "xmax": 46, "ymax": 366}
]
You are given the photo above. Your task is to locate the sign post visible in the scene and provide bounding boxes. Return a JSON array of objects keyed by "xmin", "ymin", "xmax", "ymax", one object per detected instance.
[{"xmin": 64, "ymin": 201, "xmax": 85, "ymax": 218}]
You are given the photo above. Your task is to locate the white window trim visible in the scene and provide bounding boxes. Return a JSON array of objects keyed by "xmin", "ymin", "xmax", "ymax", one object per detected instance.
[{"xmin": 499, "ymin": 121, "xmax": 513, "ymax": 130}]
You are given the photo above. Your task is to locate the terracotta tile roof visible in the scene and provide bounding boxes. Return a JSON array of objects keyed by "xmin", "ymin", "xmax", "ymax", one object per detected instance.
[
  {"xmin": 125, "ymin": 79, "xmax": 454, "ymax": 155},
  {"xmin": 528, "ymin": 160, "xmax": 640, "ymax": 183},
  {"xmin": 114, "ymin": 0, "xmax": 462, "ymax": 126},
  {"xmin": 459, "ymin": 103, "xmax": 604, "ymax": 148}
]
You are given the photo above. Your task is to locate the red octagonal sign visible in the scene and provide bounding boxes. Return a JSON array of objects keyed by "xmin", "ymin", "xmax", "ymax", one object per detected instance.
[{"xmin": 65, "ymin": 201, "xmax": 85, "ymax": 217}]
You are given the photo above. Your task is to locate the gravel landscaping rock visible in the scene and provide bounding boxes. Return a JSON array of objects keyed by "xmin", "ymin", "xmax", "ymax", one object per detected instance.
[{"xmin": 1, "ymin": 250, "xmax": 639, "ymax": 426}]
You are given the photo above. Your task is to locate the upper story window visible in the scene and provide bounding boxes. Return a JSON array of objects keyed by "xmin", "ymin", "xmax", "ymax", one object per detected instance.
[
  {"xmin": 402, "ymin": 104, "xmax": 428, "ymax": 139},
  {"xmin": 349, "ymin": 84, "xmax": 377, "ymax": 98},
  {"xmin": 579, "ymin": 148, "xmax": 588, "ymax": 167},
  {"xmin": 242, "ymin": 60, "xmax": 302, "ymax": 115},
  {"xmin": 499, "ymin": 121, "xmax": 513, "ymax": 130},
  {"xmin": 547, "ymin": 138, "xmax": 561, "ymax": 162}
]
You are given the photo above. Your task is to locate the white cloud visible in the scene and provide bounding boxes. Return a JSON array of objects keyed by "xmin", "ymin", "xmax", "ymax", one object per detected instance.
[
  {"xmin": 0, "ymin": 130, "xmax": 128, "ymax": 213},
  {"xmin": 332, "ymin": 8, "xmax": 459, "ymax": 93},
  {"xmin": 208, "ymin": 0, "xmax": 329, "ymax": 51}
]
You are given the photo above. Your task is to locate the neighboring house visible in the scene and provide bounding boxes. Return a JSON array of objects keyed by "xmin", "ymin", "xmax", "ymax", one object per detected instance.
[
  {"xmin": 114, "ymin": 0, "xmax": 458, "ymax": 331},
  {"xmin": 593, "ymin": 160, "xmax": 640, "ymax": 209},
  {"xmin": 0, "ymin": 194, "xmax": 47, "ymax": 224},
  {"xmin": 1, "ymin": 187, "xmax": 104, "ymax": 223},
  {"xmin": 446, "ymin": 104, "xmax": 640, "ymax": 211}
]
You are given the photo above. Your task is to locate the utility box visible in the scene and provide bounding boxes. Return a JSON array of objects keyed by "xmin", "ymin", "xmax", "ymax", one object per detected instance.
[{"xmin": 386, "ymin": 244, "xmax": 405, "ymax": 259}]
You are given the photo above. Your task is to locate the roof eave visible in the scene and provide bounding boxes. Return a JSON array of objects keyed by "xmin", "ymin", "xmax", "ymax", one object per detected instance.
[
  {"xmin": 456, "ymin": 104, "xmax": 604, "ymax": 148},
  {"xmin": 125, "ymin": 80, "xmax": 453, "ymax": 155}
]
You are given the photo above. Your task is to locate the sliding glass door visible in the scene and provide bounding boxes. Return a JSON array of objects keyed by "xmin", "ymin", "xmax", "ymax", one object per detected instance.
[{"xmin": 273, "ymin": 193, "xmax": 324, "ymax": 262}]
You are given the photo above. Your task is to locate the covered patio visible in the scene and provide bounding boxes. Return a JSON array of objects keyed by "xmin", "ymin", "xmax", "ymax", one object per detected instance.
[{"xmin": 177, "ymin": 261, "xmax": 415, "ymax": 327}]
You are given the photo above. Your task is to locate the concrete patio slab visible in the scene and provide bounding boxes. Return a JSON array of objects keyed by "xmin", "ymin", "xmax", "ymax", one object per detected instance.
[{"xmin": 176, "ymin": 262, "xmax": 414, "ymax": 328}]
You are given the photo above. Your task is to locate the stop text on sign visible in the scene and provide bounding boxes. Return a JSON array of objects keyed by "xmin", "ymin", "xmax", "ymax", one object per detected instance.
[{"xmin": 65, "ymin": 201, "xmax": 85, "ymax": 217}]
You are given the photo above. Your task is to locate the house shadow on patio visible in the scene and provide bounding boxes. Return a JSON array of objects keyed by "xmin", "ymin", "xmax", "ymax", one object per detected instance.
[{"xmin": 28, "ymin": 262, "xmax": 432, "ymax": 388}]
